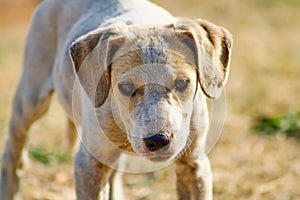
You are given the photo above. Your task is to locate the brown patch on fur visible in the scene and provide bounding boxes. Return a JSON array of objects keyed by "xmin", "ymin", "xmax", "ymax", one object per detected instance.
[
  {"xmin": 219, "ymin": 35, "xmax": 230, "ymax": 73},
  {"xmin": 171, "ymin": 53, "xmax": 198, "ymax": 102}
]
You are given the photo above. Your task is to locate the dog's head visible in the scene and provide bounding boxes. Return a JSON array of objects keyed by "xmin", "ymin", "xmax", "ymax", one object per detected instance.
[{"xmin": 69, "ymin": 18, "xmax": 233, "ymax": 162}]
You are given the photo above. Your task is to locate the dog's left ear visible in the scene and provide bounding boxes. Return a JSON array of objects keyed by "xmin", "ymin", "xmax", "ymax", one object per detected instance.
[
  {"xmin": 69, "ymin": 23, "xmax": 126, "ymax": 107},
  {"xmin": 171, "ymin": 18, "xmax": 233, "ymax": 98}
]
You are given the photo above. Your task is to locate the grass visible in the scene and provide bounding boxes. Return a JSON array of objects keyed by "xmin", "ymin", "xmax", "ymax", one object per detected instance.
[
  {"xmin": 28, "ymin": 146, "xmax": 72, "ymax": 165},
  {"xmin": 253, "ymin": 112, "xmax": 300, "ymax": 138}
]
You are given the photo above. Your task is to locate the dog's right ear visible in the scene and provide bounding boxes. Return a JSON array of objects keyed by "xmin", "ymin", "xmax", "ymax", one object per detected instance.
[
  {"xmin": 69, "ymin": 24, "xmax": 126, "ymax": 107},
  {"xmin": 171, "ymin": 18, "xmax": 233, "ymax": 99}
]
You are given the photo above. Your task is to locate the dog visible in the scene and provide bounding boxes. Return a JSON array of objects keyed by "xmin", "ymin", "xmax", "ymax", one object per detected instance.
[{"xmin": 0, "ymin": 0, "xmax": 232, "ymax": 199}]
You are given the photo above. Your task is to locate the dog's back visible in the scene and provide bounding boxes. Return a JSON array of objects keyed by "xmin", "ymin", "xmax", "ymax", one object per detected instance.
[{"xmin": 36, "ymin": 0, "xmax": 174, "ymax": 54}]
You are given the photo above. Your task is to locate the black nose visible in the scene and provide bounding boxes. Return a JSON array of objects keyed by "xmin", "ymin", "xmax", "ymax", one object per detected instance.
[{"xmin": 144, "ymin": 133, "xmax": 171, "ymax": 152}]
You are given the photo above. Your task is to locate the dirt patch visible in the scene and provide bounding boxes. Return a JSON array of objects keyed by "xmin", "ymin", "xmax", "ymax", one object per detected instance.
[{"xmin": 0, "ymin": 0, "xmax": 39, "ymax": 28}]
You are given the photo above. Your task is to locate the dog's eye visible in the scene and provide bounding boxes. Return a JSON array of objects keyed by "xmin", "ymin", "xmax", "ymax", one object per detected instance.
[
  {"xmin": 175, "ymin": 79, "xmax": 190, "ymax": 92},
  {"xmin": 118, "ymin": 82, "xmax": 135, "ymax": 96}
]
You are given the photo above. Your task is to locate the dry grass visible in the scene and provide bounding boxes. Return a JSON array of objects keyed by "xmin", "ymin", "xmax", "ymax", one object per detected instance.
[{"xmin": 0, "ymin": 0, "xmax": 299, "ymax": 199}]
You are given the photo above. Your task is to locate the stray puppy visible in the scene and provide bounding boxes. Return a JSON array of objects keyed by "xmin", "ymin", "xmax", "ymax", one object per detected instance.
[{"xmin": 0, "ymin": 0, "xmax": 232, "ymax": 199}]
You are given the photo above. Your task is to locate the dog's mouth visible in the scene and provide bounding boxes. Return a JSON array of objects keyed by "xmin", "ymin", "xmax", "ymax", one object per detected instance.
[
  {"xmin": 135, "ymin": 148, "xmax": 175, "ymax": 162},
  {"xmin": 127, "ymin": 142, "xmax": 176, "ymax": 162},
  {"xmin": 146, "ymin": 153, "xmax": 174, "ymax": 162}
]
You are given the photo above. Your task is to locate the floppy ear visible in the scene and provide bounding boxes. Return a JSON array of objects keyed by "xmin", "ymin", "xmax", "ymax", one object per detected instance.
[
  {"xmin": 172, "ymin": 18, "xmax": 233, "ymax": 99},
  {"xmin": 69, "ymin": 23, "xmax": 126, "ymax": 107}
]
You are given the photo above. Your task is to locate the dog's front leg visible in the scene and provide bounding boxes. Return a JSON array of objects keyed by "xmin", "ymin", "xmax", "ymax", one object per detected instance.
[
  {"xmin": 74, "ymin": 146, "xmax": 114, "ymax": 200},
  {"xmin": 175, "ymin": 156, "xmax": 213, "ymax": 200}
]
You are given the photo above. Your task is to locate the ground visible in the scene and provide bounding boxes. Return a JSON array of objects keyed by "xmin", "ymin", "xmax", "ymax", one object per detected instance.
[{"xmin": 0, "ymin": 0, "xmax": 299, "ymax": 199}]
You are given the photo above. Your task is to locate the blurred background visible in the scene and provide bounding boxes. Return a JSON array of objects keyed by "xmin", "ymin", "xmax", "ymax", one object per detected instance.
[{"xmin": 0, "ymin": 0, "xmax": 299, "ymax": 199}]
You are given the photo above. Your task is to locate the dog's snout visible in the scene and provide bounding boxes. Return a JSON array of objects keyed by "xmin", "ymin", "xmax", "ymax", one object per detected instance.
[{"xmin": 143, "ymin": 133, "xmax": 170, "ymax": 151}]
